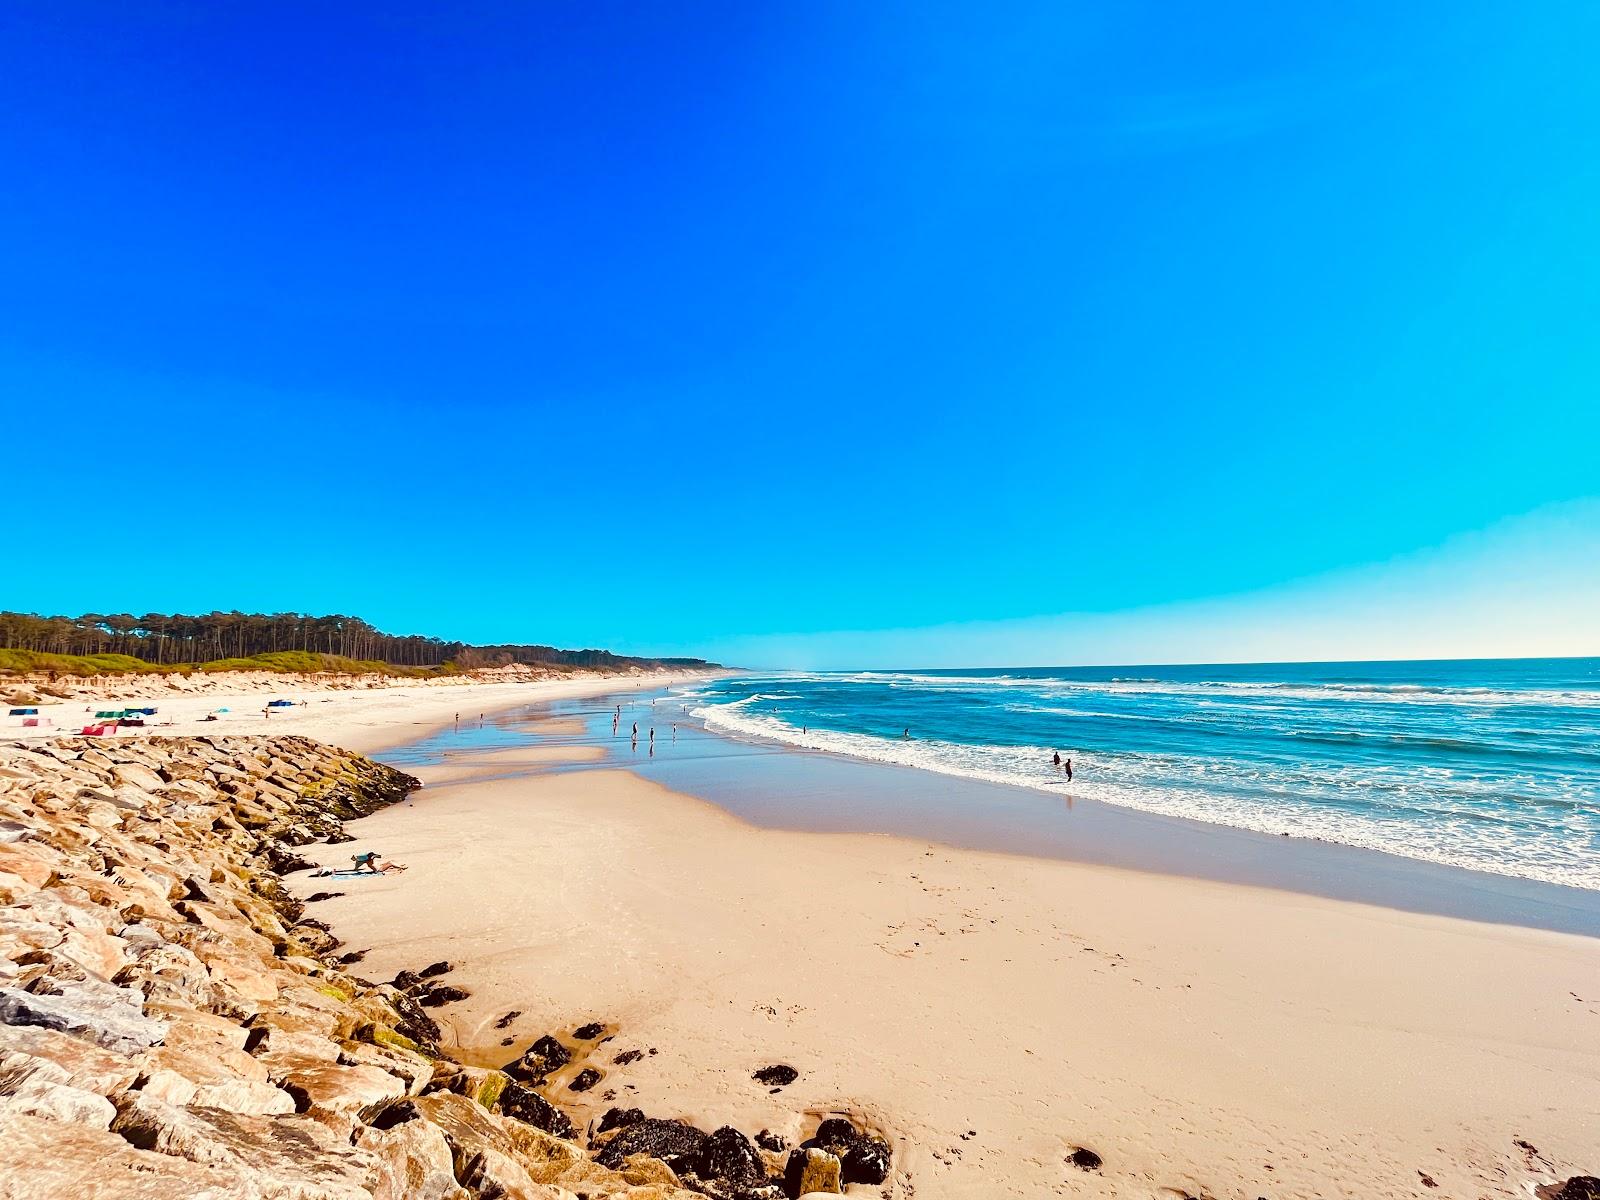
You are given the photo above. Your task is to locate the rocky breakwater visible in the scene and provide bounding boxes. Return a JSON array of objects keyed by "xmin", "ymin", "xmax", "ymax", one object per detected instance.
[{"xmin": 0, "ymin": 734, "xmax": 713, "ymax": 1200}]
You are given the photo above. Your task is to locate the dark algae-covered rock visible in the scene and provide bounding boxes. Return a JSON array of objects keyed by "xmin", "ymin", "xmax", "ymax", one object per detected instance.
[
  {"xmin": 812, "ymin": 1118, "xmax": 856, "ymax": 1147},
  {"xmin": 697, "ymin": 1125, "xmax": 764, "ymax": 1184},
  {"xmin": 1537, "ymin": 1180, "xmax": 1600, "ymax": 1200},
  {"xmin": 497, "ymin": 1080, "xmax": 576, "ymax": 1139},
  {"xmin": 388, "ymin": 987, "xmax": 442, "ymax": 1050},
  {"xmin": 1069, "ymin": 1146, "xmax": 1103, "ymax": 1171},
  {"xmin": 504, "ymin": 1033, "xmax": 572, "ymax": 1082},
  {"xmin": 755, "ymin": 1128, "xmax": 786, "ymax": 1152},
  {"xmin": 752, "ymin": 1064, "xmax": 798, "ymax": 1088},
  {"xmin": 812, "ymin": 1115, "xmax": 891, "ymax": 1185},
  {"xmin": 573, "ymin": 1020, "xmax": 605, "ymax": 1039},
  {"xmin": 569, "ymin": 1067, "xmax": 602, "ymax": 1092},
  {"xmin": 595, "ymin": 1117, "xmax": 709, "ymax": 1174},
  {"xmin": 596, "ymin": 1106, "xmax": 644, "ymax": 1134},
  {"xmin": 417, "ymin": 982, "xmax": 470, "ymax": 1007}
]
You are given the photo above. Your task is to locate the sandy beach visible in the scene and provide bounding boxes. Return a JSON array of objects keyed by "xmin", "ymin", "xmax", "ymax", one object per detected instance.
[
  {"xmin": 284, "ymin": 699, "xmax": 1600, "ymax": 1200},
  {"xmin": 1, "ymin": 671, "xmax": 708, "ymax": 755}
]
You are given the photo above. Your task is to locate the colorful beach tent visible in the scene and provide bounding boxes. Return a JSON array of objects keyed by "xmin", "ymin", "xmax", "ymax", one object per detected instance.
[{"xmin": 8, "ymin": 708, "xmax": 38, "ymax": 716}]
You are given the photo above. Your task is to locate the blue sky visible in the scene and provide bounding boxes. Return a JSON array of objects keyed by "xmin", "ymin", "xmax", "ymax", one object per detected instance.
[{"xmin": 2, "ymin": 3, "xmax": 1596, "ymax": 667}]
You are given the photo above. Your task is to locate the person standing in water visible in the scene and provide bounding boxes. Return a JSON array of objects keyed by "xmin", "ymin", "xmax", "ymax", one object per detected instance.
[
  {"xmin": 1065, "ymin": 757, "xmax": 1073, "ymax": 782},
  {"xmin": 1052, "ymin": 750, "xmax": 1061, "ymax": 768},
  {"xmin": 903, "ymin": 728, "xmax": 910, "ymax": 740}
]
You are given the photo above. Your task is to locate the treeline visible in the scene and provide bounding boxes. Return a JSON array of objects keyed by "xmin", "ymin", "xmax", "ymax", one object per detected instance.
[{"xmin": 0, "ymin": 611, "xmax": 713, "ymax": 672}]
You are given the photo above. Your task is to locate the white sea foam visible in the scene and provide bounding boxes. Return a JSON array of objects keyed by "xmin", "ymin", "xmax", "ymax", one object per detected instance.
[
  {"xmin": 692, "ymin": 697, "xmax": 1600, "ymax": 892},
  {"xmin": 755, "ymin": 669, "xmax": 1600, "ymax": 710}
]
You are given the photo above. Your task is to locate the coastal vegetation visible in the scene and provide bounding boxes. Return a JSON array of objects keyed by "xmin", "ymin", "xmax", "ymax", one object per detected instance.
[{"xmin": 0, "ymin": 610, "xmax": 712, "ymax": 677}]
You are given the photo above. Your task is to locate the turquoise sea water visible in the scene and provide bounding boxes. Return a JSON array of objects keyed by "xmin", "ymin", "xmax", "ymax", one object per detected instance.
[{"xmin": 684, "ymin": 659, "xmax": 1600, "ymax": 891}]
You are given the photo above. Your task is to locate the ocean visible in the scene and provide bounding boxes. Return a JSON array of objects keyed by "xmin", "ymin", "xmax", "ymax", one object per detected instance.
[{"xmin": 683, "ymin": 658, "xmax": 1600, "ymax": 892}]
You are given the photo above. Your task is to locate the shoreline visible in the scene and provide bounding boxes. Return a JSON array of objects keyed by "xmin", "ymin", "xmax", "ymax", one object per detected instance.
[
  {"xmin": 396, "ymin": 685, "xmax": 1600, "ymax": 939},
  {"xmin": 289, "ymin": 700, "xmax": 1600, "ymax": 1199}
]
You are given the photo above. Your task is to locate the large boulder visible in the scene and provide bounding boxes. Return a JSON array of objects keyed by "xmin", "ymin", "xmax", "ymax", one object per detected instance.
[
  {"xmin": 111, "ymin": 1091, "xmax": 380, "ymax": 1196},
  {"xmin": 277, "ymin": 1060, "xmax": 409, "ymax": 1120},
  {"xmin": 355, "ymin": 1117, "xmax": 469, "ymax": 1200},
  {"xmin": 697, "ymin": 1125, "xmax": 764, "ymax": 1185},
  {"xmin": 402, "ymin": 1092, "xmax": 587, "ymax": 1186},
  {"xmin": 0, "ymin": 1078, "xmax": 117, "ymax": 1129},
  {"xmin": 811, "ymin": 1116, "xmax": 891, "ymax": 1184},
  {"xmin": 0, "ymin": 982, "xmax": 167, "ymax": 1053},
  {"xmin": 111, "ymin": 763, "xmax": 166, "ymax": 793},
  {"xmin": 785, "ymin": 1147, "xmax": 842, "ymax": 1196},
  {"xmin": 596, "ymin": 1106, "xmax": 644, "ymax": 1134},
  {"xmin": 0, "ymin": 1110, "xmax": 236, "ymax": 1198},
  {"xmin": 1537, "ymin": 1181, "xmax": 1600, "ymax": 1200},
  {"xmin": 0, "ymin": 1026, "xmax": 142, "ymax": 1096},
  {"xmin": 496, "ymin": 1079, "xmax": 575, "ymax": 1139},
  {"xmin": 594, "ymin": 1117, "xmax": 708, "ymax": 1175}
]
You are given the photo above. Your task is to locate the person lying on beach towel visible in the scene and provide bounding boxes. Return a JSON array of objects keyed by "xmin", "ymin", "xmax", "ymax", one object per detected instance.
[{"xmin": 350, "ymin": 852, "xmax": 407, "ymax": 875}]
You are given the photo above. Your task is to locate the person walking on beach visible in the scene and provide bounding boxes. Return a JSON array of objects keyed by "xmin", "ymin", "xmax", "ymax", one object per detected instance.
[
  {"xmin": 632, "ymin": 722, "xmax": 638, "ymax": 738},
  {"xmin": 672, "ymin": 724, "xmax": 677, "ymax": 741}
]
